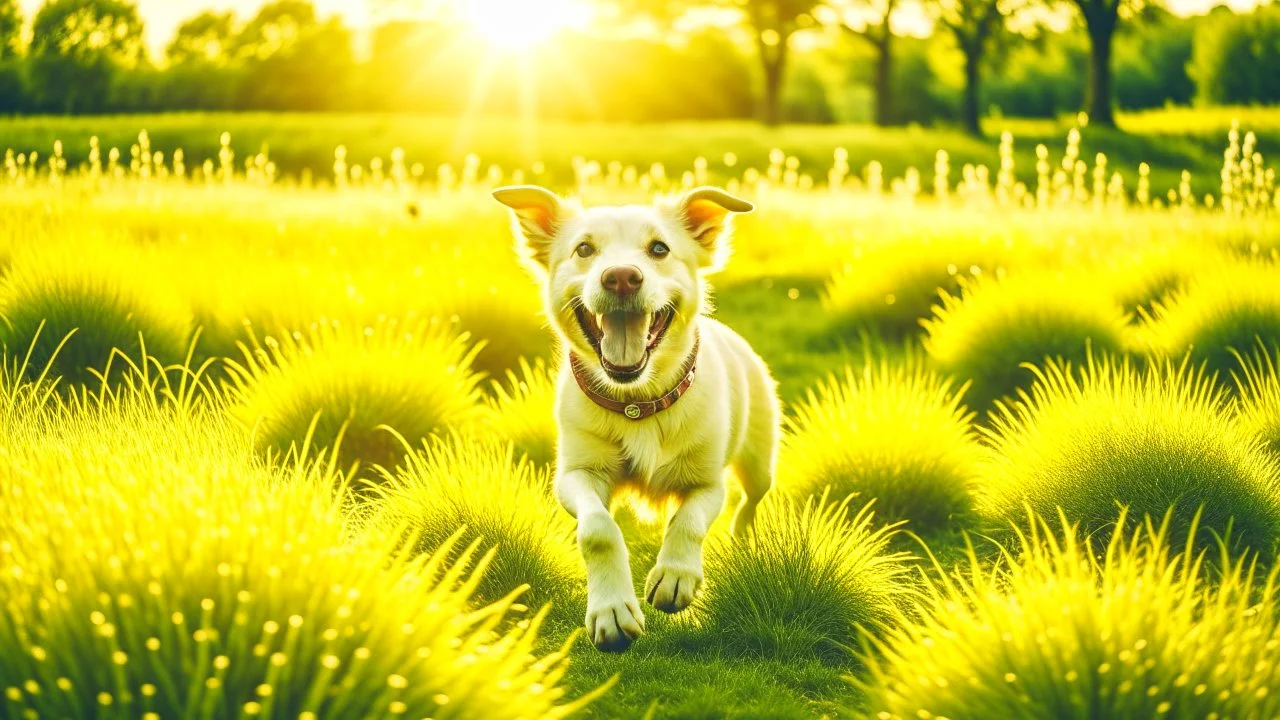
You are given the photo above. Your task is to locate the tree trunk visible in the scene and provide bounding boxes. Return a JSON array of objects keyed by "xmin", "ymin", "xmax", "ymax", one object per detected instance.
[
  {"xmin": 760, "ymin": 41, "xmax": 787, "ymax": 126},
  {"xmin": 961, "ymin": 45, "xmax": 981, "ymax": 137},
  {"xmin": 873, "ymin": 36, "xmax": 893, "ymax": 126},
  {"xmin": 1087, "ymin": 22, "xmax": 1116, "ymax": 128}
]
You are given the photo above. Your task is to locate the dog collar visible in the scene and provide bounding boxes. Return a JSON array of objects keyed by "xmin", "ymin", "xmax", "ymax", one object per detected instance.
[{"xmin": 569, "ymin": 333, "xmax": 700, "ymax": 421}]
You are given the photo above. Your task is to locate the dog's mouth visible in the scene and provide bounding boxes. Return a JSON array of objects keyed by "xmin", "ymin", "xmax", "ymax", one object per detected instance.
[{"xmin": 574, "ymin": 304, "xmax": 675, "ymax": 383}]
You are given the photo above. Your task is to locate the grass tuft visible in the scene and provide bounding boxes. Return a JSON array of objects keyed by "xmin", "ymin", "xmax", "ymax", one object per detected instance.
[
  {"xmin": 480, "ymin": 356, "xmax": 559, "ymax": 468},
  {"xmin": 855, "ymin": 511, "xmax": 1280, "ymax": 720},
  {"xmin": 0, "ymin": 399, "xmax": 599, "ymax": 720},
  {"xmin": 225, "ymin": 318, "xmax": 483, "ymax": 472},
  {"xmin": 436, "ymin": 280, "xmax": 551, "ymax": 379},
  {"xmin": 778, "ymin": 358, "xmax": 979, "ymax": 532},
  {"xmin": 1143, "ymin": 260, "xmax": 1280, "ymax": 384},
  {"xmin": 0, "ymin": 254, "xmax": 190, "ymax": 390},
  {"xmin": 1232, "ymin": 342, "xmax": 1280, "ymax": 457},
  {"xmin": 923, "ymin": 272, "xmax": 1131, "ymax": 413},
  {"xmin": 695, "ymin": 492, "xmax": 917, "ymax": 662},
  {"xmin": 822, "ymin": 239, "xmax": 1007, "ymax": 341},
  {"xmin": 365, "ymin": 434, "xmax": 583, "ymax": 614},
  {"xmin": 1104, "ymin": 243, "xmax": 1229, "ymax": 319},
  {"xmin": 979, "ymin": 355, "xmax": 1280, "ymax": 554}
]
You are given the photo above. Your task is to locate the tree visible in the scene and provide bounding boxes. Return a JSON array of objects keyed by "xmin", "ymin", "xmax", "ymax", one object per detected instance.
[
  {"xmin": 930, "ymin": 0, "xmax": 1015, "ymax": 135},
  {"xmin": 618, "ymin": 0, "xmax": 822, "ymax": 125},
  {"xmin": 1113, "ymin": 8, "xmax": 1193, "ymax": 109},
  {"xmin": 162, "ymin": 9, "xmax": 240, "ymax": 110},
  {"xmin": 1188, "ymin": 4, "xmax": 1280, "ymax": 107},
  {"xmin": 741, "ymin": 0, "xmax": 824, "ymax": 125},
  {"xmin": 167, "ymin": 10, "xmax": 236, "ymax": 65},
  {"xmin": 233, "ymin": 0, "xmax": 355, "ymax": 111},
  {"xmin": 28, "ymin": 0, "xmax": 144, "ymax": 113},
  {"xmin": 232, "ymin": 0, "xmax": 316, "ymax": 61},
  {"xmin": 826, "ymin": 0, "xmax": 899, "ymax": 125},
  {"xmin": 982, "ymin": 30, "xmax": 1087, "ymax": 118},
  {"xmin": 0, "ymin": 0, "xmax": 20, "ymax": 59},
  {"xmin": 0, "ymin": 0, "xmax": 22, "ymax": 112},
  {"xmin": 1070, "ymin": 0, "xmax": 1156, "ymax": 127}
]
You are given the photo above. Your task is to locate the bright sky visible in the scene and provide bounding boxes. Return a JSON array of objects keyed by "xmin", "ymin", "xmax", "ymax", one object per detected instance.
[{"xmin": 15, "ymin": 0, "xmax": 1269, "ymax": 57}]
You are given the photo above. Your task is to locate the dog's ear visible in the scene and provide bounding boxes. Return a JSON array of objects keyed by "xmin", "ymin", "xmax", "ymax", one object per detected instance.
[
  {"xmin": 672, "ymin": 186, "xmax": 753, "ymax": 269},
  {"xmin": 493, "ymin": 185, "xmax": 568, "ymax": 269}
]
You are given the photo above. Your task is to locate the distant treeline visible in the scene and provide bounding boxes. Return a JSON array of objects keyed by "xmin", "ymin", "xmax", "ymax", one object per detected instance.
[{"xmin": 0, "ymin": 0, "xmax": 1276, "ymax": 127}]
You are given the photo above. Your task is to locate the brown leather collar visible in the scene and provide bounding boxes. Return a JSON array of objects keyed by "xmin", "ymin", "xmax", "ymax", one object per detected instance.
[{"xmin": 569, "ymin": 333, "xmax": 699, "ymax": 420}]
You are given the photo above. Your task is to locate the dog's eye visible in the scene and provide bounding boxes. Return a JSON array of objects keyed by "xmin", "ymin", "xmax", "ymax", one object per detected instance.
[
  {"xmin": 649, "ymin": 241, "xmax": 670, "ymax": 258},
  {"xmin": 575, "ymin": 242, "xmax": 595, "ymax": 258}
]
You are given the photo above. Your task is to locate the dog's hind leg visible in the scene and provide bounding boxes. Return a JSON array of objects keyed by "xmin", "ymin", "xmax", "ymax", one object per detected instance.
[
  {"xmin": 730, "ymin": 456, "xmax": 771, "ymax": 537},
  {"xmin": 731, "ymin": 400, "xmax": 778, "ymax": 538}
]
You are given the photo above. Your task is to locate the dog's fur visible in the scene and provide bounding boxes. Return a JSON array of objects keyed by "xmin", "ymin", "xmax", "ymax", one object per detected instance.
[{"xmin": 494, "ymin": 185, "xmax": 779, "ymax": 651}]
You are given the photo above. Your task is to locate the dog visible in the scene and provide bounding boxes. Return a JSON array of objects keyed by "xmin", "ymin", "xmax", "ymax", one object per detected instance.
[{"xmin": 493, "ymin": 184, "xmax": 779, "ymax": 652}]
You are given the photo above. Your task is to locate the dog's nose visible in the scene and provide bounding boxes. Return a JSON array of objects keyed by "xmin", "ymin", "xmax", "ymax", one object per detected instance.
[{"xmin": 601, "ymin": 265, "xmax": 644, "ymax": 297}]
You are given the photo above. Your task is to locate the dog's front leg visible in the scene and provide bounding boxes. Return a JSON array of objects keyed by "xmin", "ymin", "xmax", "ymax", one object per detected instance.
[
  {"xmin": 557, "ymin": 468, "xmax": 645, "ymax": 651},
  {"xmin": 644, "ymin": 482, "xmax": 726, "ymax": 614}
]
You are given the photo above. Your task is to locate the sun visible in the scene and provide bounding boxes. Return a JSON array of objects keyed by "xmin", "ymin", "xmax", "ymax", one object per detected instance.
[{"xmin": 460, "ymin": 0, "xmax": 591, "ymax": 51}]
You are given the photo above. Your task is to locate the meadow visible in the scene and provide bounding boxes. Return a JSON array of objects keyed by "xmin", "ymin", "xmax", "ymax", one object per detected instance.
[
  {"xmin": 3, "ymin": 106, "xmax": 1277, "ymax": 196},
  {"xmin": 1, "ymin": 113, "xmax": 1279, "ymax": 719}
]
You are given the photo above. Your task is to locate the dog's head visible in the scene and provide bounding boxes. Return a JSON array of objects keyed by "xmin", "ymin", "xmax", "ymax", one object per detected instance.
[{"xmin": 493, "ymin": 185, "xmax": 752, "ymax": 386}]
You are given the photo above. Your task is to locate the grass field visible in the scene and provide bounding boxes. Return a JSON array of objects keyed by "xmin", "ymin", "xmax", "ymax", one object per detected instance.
[
  {"xmin": 2, "ymin": 113, "xmax": 1280, "ymax": 719},
  {"xmin": 2, "ymin": 106, "xmax": 1275, "ymax": 196}
]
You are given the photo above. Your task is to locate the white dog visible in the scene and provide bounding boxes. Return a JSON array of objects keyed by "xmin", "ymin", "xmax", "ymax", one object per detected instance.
[{"xmin": 494, "ymin": 184, "xmax": 779, "ymax": 651}]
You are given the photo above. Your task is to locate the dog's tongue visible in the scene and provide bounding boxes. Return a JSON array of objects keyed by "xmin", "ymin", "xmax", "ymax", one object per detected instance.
[{"xmin": 600, "ymin": 311, "xmax": 649, "ymax": 368}]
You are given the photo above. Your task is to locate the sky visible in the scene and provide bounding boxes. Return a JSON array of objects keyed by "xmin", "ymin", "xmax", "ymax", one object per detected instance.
[{"xmin": 15, "ymin": 0, "xmax": 1269, "ymax": 58}]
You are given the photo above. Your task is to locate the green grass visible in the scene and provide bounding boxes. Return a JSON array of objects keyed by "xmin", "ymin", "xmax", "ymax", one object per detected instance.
[
  {"xmin": 979, "ymin": 356, "xmax": 1280, "ymax": 554},
  {"xmin": 855, "ymin": 511, "xmax": 1280, "ymax": 720},
  {"xmin": 821, "ymin": 238, "xmax": 1011, "ymax": 341},
  {"xmin": 364, "ymin": 434, "xmax": 583, "ymax": 616},
  {"xmin": 3, "ymin": 108, "xmax": 1276, "ymax": 195},
  {"xmin": 923, "ymin": 272, "xmax": 1132, "ymax": 414},
  {"xmin": 0, "ymin": 111, "xmax": 1278, "ymax": 719},
  {"xmin": 564, "ymin": 647, "xmax": 857, "ymax": 719},
  {"xmin": 224, "ymin": 318, "xmax": 484, "ymax": 472},
  {"xmin": 1232, "ymin": 343, "xmax": 1280, "ymax": 458},
  {"xmin": 711, "ymin": 275, "xmax": 867, "ymax": 404},
  {"xmin": 1103, "ymin": 242, "xmax": 1233, "ymax": 318},
  {"xmin": 0, "ymin": 250, "xmax": 191, "ymax": 390},
  {"xmin": 0, "ymin": 396, "xmax": 596, "ymax": 720},
  {"xmin": 1143, "ymin": 259, "xmax": 1280, "ymax": 384},
  {"xmin": 778, "ymin": 359, "xmax": 979, "ymax": 532},
  {"xmin": 694, "ymin": 492, "xmax": 917, "ymax": 663},
  {"xmin": 478, "ymin": 356, "xmax": 560, "ymax": 468}
]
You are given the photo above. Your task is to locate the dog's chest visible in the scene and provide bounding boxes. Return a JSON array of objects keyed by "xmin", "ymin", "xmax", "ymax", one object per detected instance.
[{"xmin": 613, "ymin": 420, "xmax": 701, "ymax": 496}]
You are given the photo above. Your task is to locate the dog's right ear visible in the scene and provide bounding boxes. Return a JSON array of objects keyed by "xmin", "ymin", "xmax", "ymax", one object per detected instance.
[{"xmin": 493, "ymin": 185, "xmax": 566, "ymax": 269}]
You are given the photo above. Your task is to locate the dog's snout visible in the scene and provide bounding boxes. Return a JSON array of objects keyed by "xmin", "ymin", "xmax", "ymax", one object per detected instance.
[{"xmin": 601, "ymin": 265, "xmax": 644, "ymax": 297}]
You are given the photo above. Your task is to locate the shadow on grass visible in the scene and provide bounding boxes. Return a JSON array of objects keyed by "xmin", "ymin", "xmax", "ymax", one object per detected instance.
[{"xmin": 555, "ymin": 621, "xmax": 861, "ymax": 720}]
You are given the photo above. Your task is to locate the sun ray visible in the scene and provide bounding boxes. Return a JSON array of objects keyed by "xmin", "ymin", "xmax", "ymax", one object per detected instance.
[{"xmin": 458, "ymin": 0, "xmax": 591, "ymax": 51}]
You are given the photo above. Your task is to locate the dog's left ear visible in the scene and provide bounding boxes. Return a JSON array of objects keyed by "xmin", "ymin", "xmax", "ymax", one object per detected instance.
[{"xmin": 672, "ymin": 187, "xmax": 753, "ymax": 267}]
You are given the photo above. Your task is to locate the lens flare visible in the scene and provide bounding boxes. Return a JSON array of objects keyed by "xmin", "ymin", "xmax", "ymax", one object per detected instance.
[{"xmin": 460, "ymin": 0, "xmax": 590, "ymax": 50}]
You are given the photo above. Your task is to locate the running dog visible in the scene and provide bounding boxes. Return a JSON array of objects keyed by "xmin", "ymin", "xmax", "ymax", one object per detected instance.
[{"xmin": 493, "ymin": 184, "xmax": 779, "ymax": 651}]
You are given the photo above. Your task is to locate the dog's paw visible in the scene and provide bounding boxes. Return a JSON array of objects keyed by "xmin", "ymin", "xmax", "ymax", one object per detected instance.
[
  {"xmin": 585, "ymin": 595, "xmax": 645, "ymax": 652},
  {"xmin": 644, "ymin": 562, "xmax": 702, "ymax": 614}
]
